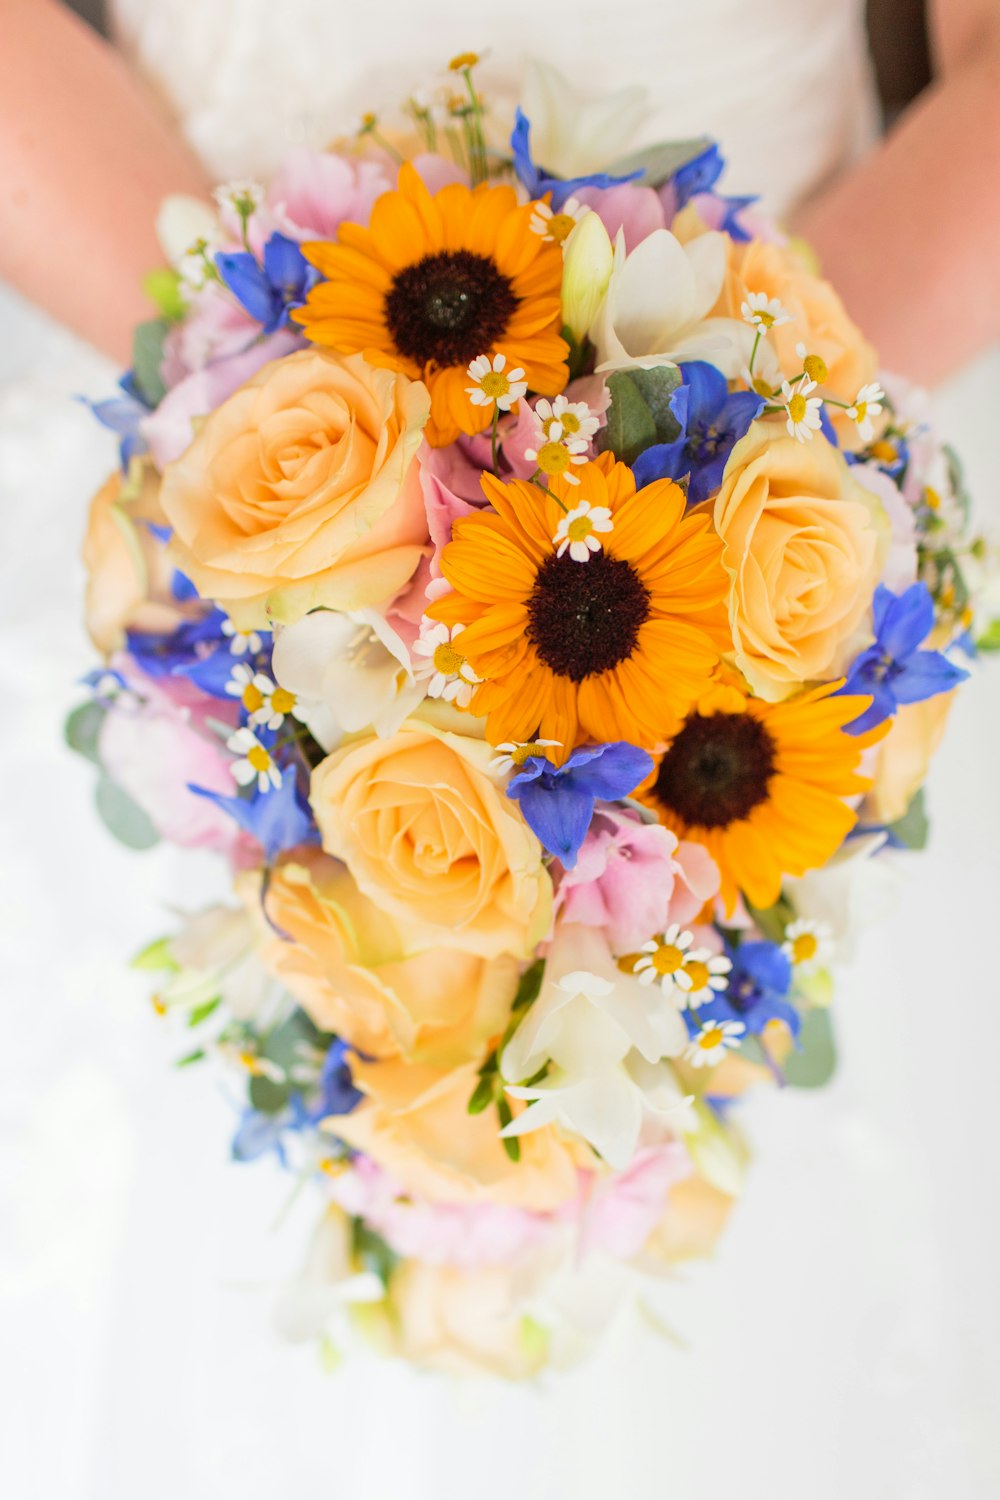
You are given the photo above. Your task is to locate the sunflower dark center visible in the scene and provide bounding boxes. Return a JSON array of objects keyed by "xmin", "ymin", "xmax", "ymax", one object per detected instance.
[
  {"xmin": 384, "ymin": 250, "xmax": 518, "ymax": 368},
  {"xmin": 526, "ymin": 550, "xmax": 650, "ymax": 683},
  {"xmin": 652, "ymin": 712, "xmax": 777, "ymax": 828}
]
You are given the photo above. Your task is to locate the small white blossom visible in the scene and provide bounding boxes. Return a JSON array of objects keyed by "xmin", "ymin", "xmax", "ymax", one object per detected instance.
[
  {"xmin": 846, "ymin": 382, "xmax": 886, "ymax": 444},
  {"xmin": 213, "ymin": 178, "xmax": 265, "ymax": 216},
  {"xmin": 533, "ymin": 395, "xmax": 601, "ymax": 445},
  {"xmin": 530, "ymin": 197, "xmax": 586, "ymax": 245},
  {"xmin": 741, "ymin": 292, "xmax": 792, "ymax": 333},
  {"xmin": 779, "ymin": 377, "xmax": 824, "ymax": 442},
  {"xmin": 633, "ymin": 925, "xmax": 696, "ymax": 996},
  {"xmin": 489, "ymin": 739, "xmax": 562, "ymax": 775},
  {"xmin": 553, "ymin": 500, "xmax": 614, "ymax": 562},
  {"xmin": 221, "ymin": 618, "xmax": 264, "ymax": 656},
  {"xmin": 465, "ymin": 352, "xmax": 527, "ymax": 412},
  {"xmin": 225, "ymin": 664, "xmax": 301, "ymax": 731},
  {"xmin": 781, "ymin": 917, "xmax": 835, "ymax": 974},
  {"xmin": 227, "ymin": 727, "xmax": 282, "ymax": 793},
  {"xmin": 684, "ymin": 1018, "xmax": 746, "ymax": 1068},
  {"xmin": 677, "ymin": 949, "xmax": 733, "ymax": 1006},
  {"xmin": 412, "ymin": 620, "xmax": 481, "ymax": 706}
]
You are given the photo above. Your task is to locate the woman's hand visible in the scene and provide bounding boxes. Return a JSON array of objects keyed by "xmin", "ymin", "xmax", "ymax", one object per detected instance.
[{"xmin": 0, "ymin": 0, "xmax": 209, "ymax": 362}]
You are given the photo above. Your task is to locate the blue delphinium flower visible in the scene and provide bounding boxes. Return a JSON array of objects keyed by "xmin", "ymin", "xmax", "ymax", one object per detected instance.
[
  {"xmin": 668, "ymin": 143, "xmax": 758, "ymax": 242},
  {"xmin": 84, "ymin": 371, "xmax": 151, "ymax": 470},
  {"xmin": 840, "ymin": 582, "xmax": 969, "ymax": 735},
  {"xmin": 510, "ymin": 109, "xmax": 642, "ymax": 210},
  {"xmin": 688, "ymin": 941, "xmax": 799, "ymax": 1039},
  {"xmin": 631, "ymin": 362, "xmax": 764, "ymax": 505},
  {"xmin": 506, "ymin": 741, "xmax": 653, "ymax": 868},
  {"xmin": 316, "ymin": 1039, "xmax": 363, "ymax": 1118},
  {"xmin": 216, "ymin": 231, "xmax": 318, "ymax": 334},
  {"xmin": 190, "ymin": 769, "xmax": 319, "ymax": 863}
]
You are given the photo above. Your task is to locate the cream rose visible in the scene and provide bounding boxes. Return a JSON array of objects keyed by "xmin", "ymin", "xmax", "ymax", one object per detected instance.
[
  {"xmin": 82, "ymin": 467, "xmax": 190, "ymax": 655},
  {"xmin": 384, "ymin": 1259, "xmax": 548, "ymax": 1379},
  {"xmin": 261, "ymin": 851, "xmax": 520, "ymax": 1066},
  {"xmin": 158, "ymin": 349, "xmax": 430, "ymax": 627},
  {"xmin": 714, "ymin": 423, "xmax": 885, "ymax": 699},
  {"xmin": 310, "ymin": 720, "xmax": 553, "ymax": 959},
  {"xmin": 866, "ymin": 690, "xmax": 956, "ymax": 825}
]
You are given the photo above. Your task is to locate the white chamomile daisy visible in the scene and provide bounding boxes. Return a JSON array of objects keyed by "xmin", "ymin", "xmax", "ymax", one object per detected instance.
[
  {"xmin": 489, "ymin": 739, "xmax": 562, "ymax": 775},
  {"xmin": 227, "ymin": 727, "xmax": 282, "ymax": 793},
  {"xmin": 533, "ymin": 395, "xmax": 601, "ymax": 446},
  {"xmin": 213, "ymin": 178, "xmax": 265, "ymax": 216},
  {"xmin": 221, "ymin": 618, "xmax": 264, "ymax": 657},
  {"xmin": 781, "ymin": 917, "xmax": 834, "ymax": 974},
  {"xmin": 553, "ymin": 499, "xmax": 614, "ymax": 562},
  {"xmin": 530, "ymin": 197, "xmax": 586, "ymax": 246},
  {"xmin": 225, "ymin": 664, "xmax": 300, "ymax": 731},
  {"xmin": 684, "ymin": 1018, "xmax": 746, "ymax": 1068},
  {"xmin": 633, "ymin": 926, "xmax": 696, "ymax": 994},
  {"xmin": 779, "ymin": 378, "xmax": 823, "ymax": 442},
  {"xmin": 412, "ymin": 620, "xmax": 481, "ymax": 706},
  {"xmin": 795, "ymin": 341, "xmax": 829, "ymax": 385},
  {"xmin": 677, "ymin": 949, "xmax": 733, "ymax": 1006},
  {"xmin": 741, "ymin": 292, "xmax": 792, "ymax": 333},
  {"xmin": 465, "ymin": 352, "xmax": 527, "ymax": 412},
  {"xmin": 846, "ymin": 382, "xmax": 886, "ymax": 444},
  {"xmin": 525, "ymin": 434, "xmax": 589, "ymax": 484}
]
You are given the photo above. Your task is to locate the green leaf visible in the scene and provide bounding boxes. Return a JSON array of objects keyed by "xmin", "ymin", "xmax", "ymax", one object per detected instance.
[
  {"xmin": 95, "ymin": 775, "xmax": 160, "ymax": 851},
  {"xmin": 783, "ymin": 1008, "xmax": 837, "ymax": 1089},
  {"xmin": 512, "ymin": 958, "xmax": 545, "ymax": 1014},
  {"xmin": 188, "ymin": 995, "xmax": 222, "ymax": 1028},
  {"xmin": 131, "ymin": 318, "xmax": 171, "ymax": 407},
  {"xmin": 249, "ymin": 1074, "xmax": 288, "ymax": 1114},
  {"xmin": 497, "ymin": 1095, "xmax": 521, "ymax": 1162},
  {"xmin": 467, "ymin": 1073, "xmax": 496, "ymax": 1115},
  {"xmin": 888, "ymin": 786, "xmax": 929, "ymax": 851},
  {"xmin": 604, "ymin": 136, "xmax": 714, "ymax": 189},
  {"xmin": 975, "ymin": 618, "xmax": 1000, "ymax": 653},
  {"xmin": 131, "ymin": 936, "xmax": 178, "ymax": 973},
  {"xmin": 600, "ymin": 371, "xmax": 657, "ymax": 466},
  {"xmin": 626, "ymin": 365, "xmax": 682, "ymax": 444},
  {"xmin": 142, "ymin": 267, "xmax": 186, "ymax": 323},
  {"xmin": 65, "ymin": 701, "xmax": 106, "ymax": 766},
  {"xmin": 175, "ymin": 1048, "xmax": 205, "ymax": 1068}
]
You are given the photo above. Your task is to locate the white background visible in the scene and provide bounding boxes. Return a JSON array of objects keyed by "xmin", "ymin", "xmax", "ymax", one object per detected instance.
[{"xmin": 2, "ymin": 284, "xmax": 999, "ymax": 1500}]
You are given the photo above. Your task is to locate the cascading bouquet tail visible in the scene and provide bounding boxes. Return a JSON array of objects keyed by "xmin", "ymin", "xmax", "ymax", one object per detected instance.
[{"xmin": 71, "ymin": 54, "xmax": 997, "ymax": 1376}]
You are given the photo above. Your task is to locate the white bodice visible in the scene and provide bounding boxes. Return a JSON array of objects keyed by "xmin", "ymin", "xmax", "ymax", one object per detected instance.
[{"xmin": 110, "ymin": 0, "xmax": 878, "ymax": 217}]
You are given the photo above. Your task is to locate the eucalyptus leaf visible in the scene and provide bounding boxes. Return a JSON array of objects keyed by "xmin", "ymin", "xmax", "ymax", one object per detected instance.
[
  {"xmin": 783, "ymin": 1008, "xmax": 837, "ymax": 1089},
  {"xmin": 599, "ymin": 371, "xmax": 657, "ymax": 465},
  {"xmin": 249, "ymin": 1073, "xmax": 288, "ymax": 1114},
  {"xmin": 131, "ymin": 318, "xmax": 171, "ymax": 407},
  {"xmin": 604, "ymin": 136, "xmax": 714, "ymax": 189},
  {"xmin": 888, "ymin": 787, "xmax": 929, "ymax": 851},
  {"xmin": 65, "ymin": 701, "xmax": 106, "ymax": 766},
  {"xmin": 467, "ymin": 1073, "xmax": 495, "ymax": 1115},
  {"xmin": 95, "ymin": 775, "xmax": 160, "ymax": 851},
  {"xmin": 626, "ymin": 365, "xmax": 682, "ymax": 444}
]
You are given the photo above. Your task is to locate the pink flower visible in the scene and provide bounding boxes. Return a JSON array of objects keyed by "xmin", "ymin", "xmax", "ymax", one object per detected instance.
[
  {"xmin": 266, "ymin": 148, "xmax": 393, "ymax": 241},
  {"xmin": 98, "ymin": 658, "xmax": 245, "ymax": 855},
  {"xmin": 575, "ymin": 183, "xmax": 666, "ymax": 251},
  {"xmin": 554, "ymin": 809, "xmax": 721, "ymax": 952},
  {"xmin": 579, "ymin": 1144, "xmax": 691, "ymax": 1258}
]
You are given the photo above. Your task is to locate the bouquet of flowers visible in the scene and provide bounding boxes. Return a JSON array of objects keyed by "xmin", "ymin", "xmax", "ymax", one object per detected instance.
[{"xmin": 71, "ymin": 56, "xmax": 996, "ymax": 1376}]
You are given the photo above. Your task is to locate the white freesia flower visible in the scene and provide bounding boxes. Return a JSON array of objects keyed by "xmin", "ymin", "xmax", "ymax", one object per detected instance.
[
  {"xmin": 561, "ymin": 211, "xmax": 615, "ymax": 343},
  {"xmin": 273, "ymin": 1206, "xmax": 386, "ymax": 1346},
  {"xmin": 271, "ymin": 608, "xmax": 423, "ymax": 750},
  {"xmin": 520, "ymin": 58, "xmax": 647, "ymax": 179},
  {"xmin": 165, "ymin": 900, "xmax": 277, "ymax": 1022},
  {"xmin": 155, "ymin": 193, "xmax": 218, "ymax": 266},
  {"xmin": 499, "ymin": 925, "xmax": 690, "ymax": 1170},
  {"xmin": 589, "ymin": 228, "xmax": 751, "ymax": 378}
]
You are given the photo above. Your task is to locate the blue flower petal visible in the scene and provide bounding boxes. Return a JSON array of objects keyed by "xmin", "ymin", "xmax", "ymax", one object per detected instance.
[
  {"xmin": 877, "ymin": 582, "xmax": 935, "ymax": 661},
  {"xmin": 891, "ymin": 650, "xmax": 969, "ymax": 705},
  {"xmin": 513, "ymin": 777, "xmax": 594, "ymax": 868}
]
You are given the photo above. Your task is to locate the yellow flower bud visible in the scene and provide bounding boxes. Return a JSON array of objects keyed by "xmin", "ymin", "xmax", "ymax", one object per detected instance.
[{"xmin": 560, "ymin": 210, "xmax": 614, "ymax": 343}]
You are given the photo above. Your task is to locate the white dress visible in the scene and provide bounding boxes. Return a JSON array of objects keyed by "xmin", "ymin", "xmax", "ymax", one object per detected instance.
[{"xmin": 2, "ymin": 4, "xmax": 999, "ymax": 1497}]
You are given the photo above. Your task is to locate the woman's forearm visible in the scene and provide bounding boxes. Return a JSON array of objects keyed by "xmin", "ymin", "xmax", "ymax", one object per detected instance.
[
  {"xmin": 796, "ymin": 11, "xmax": 1000, "ymax": 385},
  {"xmin": 0, "ymin": 0, "xmax": 209, "ymax": 362}
]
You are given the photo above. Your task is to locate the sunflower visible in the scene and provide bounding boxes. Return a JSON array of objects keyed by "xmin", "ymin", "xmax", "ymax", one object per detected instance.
[
  {"xmin": 426, "ymin": 454, "xmax": 731, "ymax": 756},
  {"xmin": 293, "ymin": 163, "xmax": 569, "ymax": 446},
  {"xmin": 633, "ymin": 678, "xmax": 886, "ymax": 913}
]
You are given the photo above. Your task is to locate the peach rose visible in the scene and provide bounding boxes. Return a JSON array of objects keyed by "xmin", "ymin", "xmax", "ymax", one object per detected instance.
[
  {"xmin": 158, "ymin": 349, "xmax": 431, "ymax": 627},
  {"xmin": 866, "ymin": 690, "xmax": 956, "ymax": 825},
  {"xmin": 310, "ymin": 720, "xmax": 553, "ymax": 959},
  {"xmin": 384, "ymin": 1258, "xmax": 548, "ymax": 1379},
  {"xmin": 713, "ymin": 237, "xmax": 878, "ymax": 446},
  {"xmin": 328, "ymin": 1057, "xmax": 583, "ymax": 1211},
  {"xmin": 82, "ymin": 467, "xmax": 193, "ymax": 655},
  {"xmin": 714, "ymin": 423, "xmax": 886, "ymax": 700},
  {"xmin": 261, "ymin": 851, "xmax": 520, "ymax": 1065},
  {"xmin": 642, "ymin": 1174, "xmax": 735, "ymax": 1267}
]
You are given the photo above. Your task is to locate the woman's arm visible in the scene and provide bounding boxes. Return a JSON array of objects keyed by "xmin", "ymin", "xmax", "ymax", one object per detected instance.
[
  {"xmin": 796, "ymin": 0, "xmax": 1000, "ymax": 385},
  {"xmin": 0, "ymin": 0, "xmax": 209, "ymax": 362}
]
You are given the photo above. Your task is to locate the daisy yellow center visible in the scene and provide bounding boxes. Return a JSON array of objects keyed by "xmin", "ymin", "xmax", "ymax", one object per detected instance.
[
  {"xmin": 652, "ymin": 712, "xmax": 777, "ymax": 829},
  {"xmin": 559, "ymin": 411, "xmax": 582, "ymax": 435},
  {"xmin": 756, "ymin": 311, "xmax": 776, "ymax": 329},
  {"xmin": 449, "ymin": 50, "xmax": 480, "ymax": 69},
  {"xmin": 567, "ymin": 514, "xmax": 596, "ymax": 542},
  {"xmin": 683, "ymin": 959, "xmax": 711, "ymax": 991},
  {"xmin": 270, "ymin": 687, "xmax": 296, "ymax": 715},
  {"xmin": 480, "ymin": 371, "xmax": 511, "ymax": 399},
  {"xmin": 870, "ymin": 440, "xmax": 898, "ymax": 463},
  {"xmin": 512, "ymin": 742, "xmax": 548, "ymax": 766},
  {"xmin": 652, "ymin": 943, "xmax": 685, "ymax": 976},
  {"xmin": 546, "ymin": 212, "xmax": 577, "ymax": 245},
  {"xmin": 792, "ymin": 932, "xmax": 819, "ymax": 963},
  {"xmin": 698, "ymin": 1027, "xmax": 725, "ymax": 1051},
  {"xmin": 788, "ymin": 392, "xmax": 808, "ymax": 423},
  {"xmin": 803, "ymin": 354, "xmax": 828, "ymax": 383},
  {"xmin": 385, "ymin": 250, "xmax": 518, "ymax": 370},
  {"xmin": 241, "ymin": 683, "xmax": 264, "ymax": 713},
  {"xmin": 433, "ymin": 642, "xmax": 466, "ymax": 676},
  {"xmin": 247, "ymin": 745, "xmax": 272, "ymax": 773},
  {"xmin": 853, "ymin": 401, "xmax": 868, "ymax": 424},
  {"xmin": 924, "ymin": 486, "xmax": 941, "ymax": 511},
  {"xmin": 527, "ymin": 550, "xmax": 651, "ymax": 683},
  {"xmin": 536, "ymin": 441, "xmax": 573, "ymax": 476}
]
